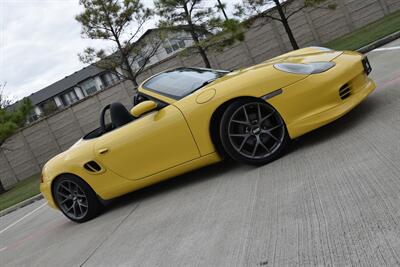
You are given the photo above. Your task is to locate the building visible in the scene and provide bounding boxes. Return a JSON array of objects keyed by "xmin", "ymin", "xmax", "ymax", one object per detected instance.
[
  {"xmin": 22, "ymin": 26, "xmax": 207, "ymax": 123},
  {"xmin": 26, "ymin": 66, "xmax": 120, "ymax": 122},
  {"xmin": 128, "ymin": 26, "xmax": 208, "ymax": 71}
]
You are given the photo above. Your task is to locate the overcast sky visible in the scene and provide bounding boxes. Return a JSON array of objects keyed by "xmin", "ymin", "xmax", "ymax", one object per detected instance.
[{"xmin": 0, "ymin": 0, "xmax": 240, "ymax": 102}]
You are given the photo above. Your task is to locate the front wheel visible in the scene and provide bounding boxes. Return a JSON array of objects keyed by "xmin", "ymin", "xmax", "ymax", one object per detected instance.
[
  {"xmin": 53, "ymin": 175, "xmax": 103, "ymax": 223},
  {"xmin": 219, "ymin": 99, "xmax": 290, "ymax": 165}
]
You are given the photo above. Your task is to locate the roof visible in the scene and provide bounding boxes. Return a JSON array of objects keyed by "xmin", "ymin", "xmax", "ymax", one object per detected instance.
[{"xmin": 28, "ymin": 64, "xmax": 105, "ymax": 105}]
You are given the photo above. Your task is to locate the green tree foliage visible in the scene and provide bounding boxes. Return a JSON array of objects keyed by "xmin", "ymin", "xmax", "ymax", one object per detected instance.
[
  {"xmin": 0, "ymin": 84, "xmax": 33, "ymax": 148},
  {"xmin": 154, "ymin": 0, "xmax": 244, "ymax": 68},
  {"xmin": 235, "ymin": 0, "xmax": 336, "ymax": 50},
  {"xmin": 76, "ymin": 0, "xmax": 161, "ymax": 86},
  {"xmin": 40, "ymin": 100, "xmax": 59, "ymax": 117}
]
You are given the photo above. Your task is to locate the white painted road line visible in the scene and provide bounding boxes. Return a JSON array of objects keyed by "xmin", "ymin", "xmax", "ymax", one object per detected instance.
[
  {"xmin": 0, "ymin": 203, "xmax": 46, "ymax": 235},
  {"xmin": 372, "ymin": 46, "xmax": 400, "ymax": 52}
]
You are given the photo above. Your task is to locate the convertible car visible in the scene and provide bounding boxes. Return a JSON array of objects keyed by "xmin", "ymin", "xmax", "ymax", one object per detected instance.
[{"xmin": 40, "ymin": 47, "xmax": 375, "ymax": 222}]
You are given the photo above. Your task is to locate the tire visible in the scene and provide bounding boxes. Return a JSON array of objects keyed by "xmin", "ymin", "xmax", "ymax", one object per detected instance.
[
  {"xmin": 53, "ymin": 175, "xmax": 103, "ymax": 223},
  {"xmin": 219, "ymin": 99, "xmax": 290, "ymax": 165}
]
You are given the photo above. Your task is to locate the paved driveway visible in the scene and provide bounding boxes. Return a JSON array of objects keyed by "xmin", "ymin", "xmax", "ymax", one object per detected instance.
[{"xmin": 1, "ymin": 40, "xmax": 400, "ymax": 267}]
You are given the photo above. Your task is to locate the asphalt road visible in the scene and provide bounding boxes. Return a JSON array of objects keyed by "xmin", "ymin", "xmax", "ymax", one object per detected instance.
[{"xmin": 1, "ymin": 40, "xmax": 400, "ymax": 267}]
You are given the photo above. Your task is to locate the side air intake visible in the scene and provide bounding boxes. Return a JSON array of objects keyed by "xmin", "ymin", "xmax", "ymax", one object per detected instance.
[
  {"xmin": 339, "ymin": 84, "xmax": 352, "ymax": 100},
  {"xmin": 84, "ymin": 161, "xmax": 102, "ymax": 173}
]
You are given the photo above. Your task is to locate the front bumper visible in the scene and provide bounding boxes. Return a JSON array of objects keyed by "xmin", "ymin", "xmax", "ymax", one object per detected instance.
[
  {"xmin": 40, "ymin": 181, "xmax": 58, "ymax": 209},
  {"xmin": 272, "ymin": 51, "xmax": 376, "ymax": 138}
]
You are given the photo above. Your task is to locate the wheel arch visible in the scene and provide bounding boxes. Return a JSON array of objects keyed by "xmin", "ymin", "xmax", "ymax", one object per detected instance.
[
  {"xmin": 209, "ymin": 96, "xmax": 262, "ymax": 157},
  {"xmin": 51, "ymin": 172, "xmax": 103, "ymax": 208}
]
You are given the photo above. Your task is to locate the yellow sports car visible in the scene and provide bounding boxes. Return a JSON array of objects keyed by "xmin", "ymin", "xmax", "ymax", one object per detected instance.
[{"xmin": 40, "ymin": 47, "xmax": 375, "ymax": 222}]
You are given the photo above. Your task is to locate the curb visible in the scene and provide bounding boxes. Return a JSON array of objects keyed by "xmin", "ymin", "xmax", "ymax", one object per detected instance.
[
  {"xmin": 0, "ymin": 194, "xmax": 44, "ymax": 217},
  {"xmin": 357, "ymin": 30, "xmax": 400, "ymax": 53}
]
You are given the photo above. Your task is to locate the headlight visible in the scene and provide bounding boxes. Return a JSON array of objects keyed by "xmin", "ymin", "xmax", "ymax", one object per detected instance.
[
  {"xmin": 308, "ymin": 46, "xmax": 333, "ymax": 52},
  {"xmin": 274, "ymin": 62, "xmax": 335, "ymax": 74}
]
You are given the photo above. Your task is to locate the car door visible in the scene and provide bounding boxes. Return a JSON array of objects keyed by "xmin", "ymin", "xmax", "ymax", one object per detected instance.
[{"xmin": 93, "ymin": 104, "xmax": 200, "ymax": 181}]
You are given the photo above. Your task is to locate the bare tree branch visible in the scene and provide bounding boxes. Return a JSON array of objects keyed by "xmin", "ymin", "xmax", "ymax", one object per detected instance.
[
  {"xmin": 286, "ymin": 6, "xmax": 306, "ymax": 19},
  {"xmin": 76, "ymin": 0, "xmax": 156, "ymax": 86}
]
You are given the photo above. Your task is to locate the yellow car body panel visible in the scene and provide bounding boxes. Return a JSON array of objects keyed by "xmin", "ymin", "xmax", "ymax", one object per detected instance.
[
  {"xmin": 40, "ymin": 47, "xmax": 375, "ymax": 210},
  {"xmin": 171, "ymin": 50, "xmax": 374, "ymax": 156},
  {"xmin": 93, "ymin": 104, "xmax": 200, "ymax": 180}
]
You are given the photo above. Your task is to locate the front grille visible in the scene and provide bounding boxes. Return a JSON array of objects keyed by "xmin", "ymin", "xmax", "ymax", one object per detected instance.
[
  {"xmin": 339, "ymin": 84, "xmax": 352, "ymax": 100},
  {"xmin": 84, "ymin": 161, "xmax": 102, "ymax": 172}
]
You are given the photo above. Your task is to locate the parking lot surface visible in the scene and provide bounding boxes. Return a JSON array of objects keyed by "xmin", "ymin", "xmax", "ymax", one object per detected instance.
[{"xmin": 1, "ymin": 39, "xmax": 400, "ymax": 267}]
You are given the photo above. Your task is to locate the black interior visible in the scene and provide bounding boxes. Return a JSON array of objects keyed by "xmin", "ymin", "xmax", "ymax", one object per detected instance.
[
  {"xmin": 83, "ymin": 92, "xmax": 168, "ymax": 140},
  {"xmin": 84, "ymin": 102, "xmax": 134, "ymax": 140},
  {"xmin": 98, "ymin": 103, "xmax": 135, "ymax": 134},
  {"xmin": 110, "ymin": 102, "xmax": 134, "ymax": 128}
]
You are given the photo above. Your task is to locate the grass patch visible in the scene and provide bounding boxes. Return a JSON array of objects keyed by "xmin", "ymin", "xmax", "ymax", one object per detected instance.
[
  {"xmin": 0, "ymin": 174, "xmax": 41, "ymax": 211},
  {"xmin": 324, "ymin": 10, "xmax": 400, "ymax": 51}
]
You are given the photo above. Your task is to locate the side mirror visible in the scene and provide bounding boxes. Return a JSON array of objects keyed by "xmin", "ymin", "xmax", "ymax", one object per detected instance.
[{"xmin": 130, "ymin": 100, "xmax": 157, "ymax": 117}]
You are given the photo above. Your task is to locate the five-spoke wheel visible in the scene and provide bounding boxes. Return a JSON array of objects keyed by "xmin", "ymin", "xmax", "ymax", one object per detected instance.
[
  {"xmin": 54, "ymin": 175, "xmax": 103, "ymax": 223},
  {"xmin": 219, "ymin": 99, "xmax": 289, "ymax": 165}
]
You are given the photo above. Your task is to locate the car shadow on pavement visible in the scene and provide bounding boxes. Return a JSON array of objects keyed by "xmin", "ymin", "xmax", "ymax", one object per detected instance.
[{"xmin": 103, "ymin": 159, "xmax": 240, "ymax": 212}]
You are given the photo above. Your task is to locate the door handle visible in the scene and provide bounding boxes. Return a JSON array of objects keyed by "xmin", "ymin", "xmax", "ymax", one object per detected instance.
[{"xmin": 98, "ymin": 148, "xmax": 109, "ymax": 155}]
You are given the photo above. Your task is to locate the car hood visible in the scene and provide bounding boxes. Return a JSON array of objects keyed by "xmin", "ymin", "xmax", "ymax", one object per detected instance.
[
  {"xmin": 204, "ymin": 48, "xmax": 343, "ymax": 95},
  {"xmin": 263, "ymin": 47, "xmax": 343, "ymax": 64}
]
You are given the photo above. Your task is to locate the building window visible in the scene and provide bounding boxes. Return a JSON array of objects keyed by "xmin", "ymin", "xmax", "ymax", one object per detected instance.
[
  {"xmin": 61, "ymin": 90, "xmax": 79, "ymax": 106},
  {"xmin": 80, "ymin": 79, "xmax": 98, "ymax": 95},
  {"xmin": 39, "ymin": 99, "xmax": 59, "ymax": 116},
  {"xmin": 100, "ymin": 73, "xmax": 120, "ymax": 88},
  {"xmin": 85, "ymin": 86, "xmax": 97, "ymax": 95},
  {"xmin": 27, "ymin": 110, "xmax": 39, "ymax": 123},
  {"xmin": 164, "ymin": 39, "xmax": 186, "ymax": 54},
  {"xmin": 137, "ymin": 57, "xmax": 147, "ymax": 68}
]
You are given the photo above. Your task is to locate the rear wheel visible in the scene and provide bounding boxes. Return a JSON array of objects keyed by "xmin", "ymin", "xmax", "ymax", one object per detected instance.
[
  {"xmin": 219, "ymin": 99, "xmax": 290, "ymax": 165},
  {"xmin": 53, "ymin": 175, "xmax": 103, "ymax": 223}
]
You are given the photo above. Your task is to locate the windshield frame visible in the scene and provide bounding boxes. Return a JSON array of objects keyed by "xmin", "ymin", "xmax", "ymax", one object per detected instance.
[{"xmin": 142, "ymin": 67, "xmax": 228, "ymax": 100}]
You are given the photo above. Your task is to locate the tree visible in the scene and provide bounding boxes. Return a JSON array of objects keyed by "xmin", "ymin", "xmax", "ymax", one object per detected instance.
[
  {"xmin": 76, "ymin": 0, "xmax": 161, "ymax": 86},
  {"xmin": 155, "ymin": 0, "xmax": 216, "ymax": 68},
  {"xmin": 0, "ymin": 83, "xmax": 33, "ymax": 148},
  {"xmin": 0, "ymin": 82, "xmax": 11, "ymax": 109},
  {"xmin": 40, "ymin": 100, "xmax": 59, "ymax": 117},
  {"xmin": 155, "ymin": 0, "xmax": 244, "ymax": 68},
  {"xmin": 0, "ymin": 82, "xmax": 33, "ymax": 191},
  {"xmin": 235, "ymin": 0, "xmax": 336, "ymax": 50}
]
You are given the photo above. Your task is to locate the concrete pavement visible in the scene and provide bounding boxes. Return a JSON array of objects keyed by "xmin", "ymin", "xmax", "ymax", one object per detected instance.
[{"xmin": 1, "ymin": 39, "xmax": 400, "ymax": 267}]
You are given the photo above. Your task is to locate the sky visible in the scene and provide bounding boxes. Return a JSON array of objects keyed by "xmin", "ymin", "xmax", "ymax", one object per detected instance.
[{"xmin": 0, "ymin": 0, "xmax": 240, "ymax": 102}]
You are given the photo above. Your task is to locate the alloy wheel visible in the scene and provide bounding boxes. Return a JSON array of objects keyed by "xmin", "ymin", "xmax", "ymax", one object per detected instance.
[
  {"xmin": 55, "ymin": 180, "xmax": 89, "ymax": 220},
  {"xmin": 227, "ymin": 102, "xmax": 285, "ymax": 159}
]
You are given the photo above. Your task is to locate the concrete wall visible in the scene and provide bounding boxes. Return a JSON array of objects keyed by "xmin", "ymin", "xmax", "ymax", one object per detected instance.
[{"xmin": 1, "ymin": 0, "xmax": 399, "ymax": 189}]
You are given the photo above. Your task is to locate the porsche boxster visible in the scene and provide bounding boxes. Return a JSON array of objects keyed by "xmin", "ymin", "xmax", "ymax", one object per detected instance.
[{"xmin": 40, "ymin": 47, "xmax": 375, "ymax": 222}]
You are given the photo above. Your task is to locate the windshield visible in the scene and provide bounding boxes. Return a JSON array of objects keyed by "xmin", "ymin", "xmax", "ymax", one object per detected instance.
[{"xmin": 143, "ymin": 68, "xmax": 228, "ymax": 99}]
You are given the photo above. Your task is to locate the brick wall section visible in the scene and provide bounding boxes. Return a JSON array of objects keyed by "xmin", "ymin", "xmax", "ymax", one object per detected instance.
[{"xmin": 1, "ymin": 0, "xmax": 399, "ymax": 189}]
